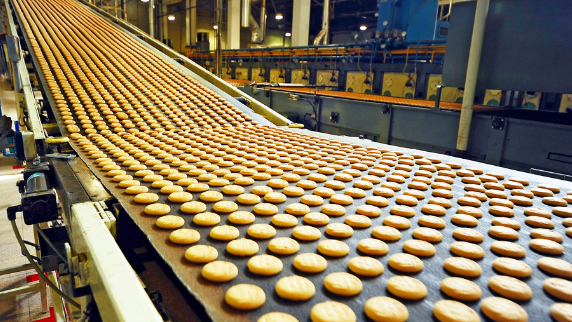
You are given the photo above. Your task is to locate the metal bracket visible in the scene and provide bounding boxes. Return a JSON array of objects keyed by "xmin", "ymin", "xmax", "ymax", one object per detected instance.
[
  {"xmin": 492, "ymin": 117, "xmax": 505, "ymax": 130},
  {"xmin": 382, "ymin": 104, "xmax": 391, "ymax": 114}
]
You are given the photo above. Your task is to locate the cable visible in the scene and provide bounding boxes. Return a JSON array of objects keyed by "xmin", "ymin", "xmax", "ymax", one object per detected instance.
[{"xmin": 10, "ymin": 219, "xmax": 81, "ymax": 308}]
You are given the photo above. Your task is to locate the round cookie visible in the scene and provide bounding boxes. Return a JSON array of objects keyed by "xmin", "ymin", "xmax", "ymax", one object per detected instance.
[
  {"xmin": 453, "ymin": 228, "xmax": 484, "ymax": 243},
  {"xmin": 193, "ymin": 212, "xmax": 221, "ymax": 226},
  {"xmin": 310, "ymin": 301, "xmax": 356, "ymax": 322},
  {"xmin": 372, "ymin": 226, "xmax": 402, "ymax": 241},
  {"xmin": 181, "ymin": 201, "xmax": 207, "ymax": 214},
  {"xmin": 493, "ymin": 257, "xmax": 532, "ymax": 278},
  {"xmin": 433, "ymin": 300, "xmax": 480, "ymax": 322},
  {"xmin": 544, "ymin": 278, "xmax": 572, "ymax": 302},
  {"xmin": 225, "ymin": 284, "xmax": 265, "ymax": 310},
  {"xmin": 440, "ymin": 277, "xmax": 482, "ymax": 301},
  {"xmin": 144, "ymin": 203, "xmax": 171, "ymax": 216},
  {"xmin": 304, "ymin": 212, "xmax": 330, "ymax": 226},
  {"xmin": 324, "ymin": 272, "xmax": 363, "ymax": 296},
  {"xmin": 325, "ymin": 223, "xmax": 354, "ymax": 238},
  {"xmin": 364, "ymin": 296, "xmax": 408, "ymax": 322},
  {"xmin": 275, "ymin": 275, "xmax": 315, "ymax": 301},
  {"xmin": 491, "ymin": 241, "xmax": 526, "ymax": 257},
  {"xmin": 210, "ymin": 225, "xmax": 240, "ymax": 241},
  {"xmin": 268, "ymin": 237, "xmax": 300, "ymax": 255},
  {"xmin": 293, "ymin": 253, "xmax": 328, "ymax": 273},
  {"xmin": 248, "ymin": 254, "xmax": 283, "ymax": 275},
  {"xmin": 170, "ymin": 228, "xmax": 200, "ymax": 245},
  {"xmin": 185, "ymin": 245, "xmax": 218, "ymax": 263},
  {"xmin": 388, "ymin": 253, "xmax": 424, "ymax": 273},
  {"xmin": 168, "ymin": 191, "xmax": 193, "ymax": 203},
  {"xmin": 450, "ymin": 241, "xmax": 485, "ymax": 259},
  {"xmin": 156, "ymin": 215, "xmax": 185, "ymax": 229},
  {"xmin": 357, "ymin": 238, "xmax": 389, "ymax": 256},
  {"xmin": 530, "ymin": 238, "xmax": 564, "ymax": 255},
  {"xmin": 292, "ymin": 226, "xmax": 321, "ymax": 241},
  {"xmin": 488, "ymin": 275, "xmax": 533, "ymax": 300},
  {"xmin": 403, "ymin": 239, "xmax": 436, "ymax": 256},
  {"xmin": 348, "ymin": 256, "xmax": 384, "ymax": 276},
  {"xmin": 551, "ymin": 303, "xmax": 572, "ymax": 322},
  {"xmin": 248, "ymin": 224, "xmax": 277, "ymax": 239},
  {"xmin": 418, "ymin": 215, "xmax": 446, "ymax": 229},
  {"xmin": 481, "ymin": 297, "xmax": 528, "ymax": 322},
  {"xmin": 134, "ymin": 192, "xmax": 159, "ymax": 204},
  {"xmin": 386, "ymin": 276, "xmax": 427, "ymax": 300},
  {"xmin": 257, "ymin": 312, "xmax": 299, "ymax": 322},
  {"xmin": 318, "ymin": 239, "xmax": 350, "ymax": 257},
  {"xmin": 272, "ymin": 214, "xmax": 298, "ymax": 227},
  {"xmin": 229, "ymin": 211, "xmax": 256, "ymax": 225},
  {"xmin": 412, "ymin": 227, "xmax": 443, "ymax": 242},
  {"xmin": 201, "ymin": 260, "xmax": 238, "ymax": 282},
  {"xmin": 226, "ymin": 238, "xmax": 259, "ymax": 256},
  {"xmin": 443, "ymin": 257, "xmax": 482, "ymax": 277},
  {"xmin": 537, "ymin": 257, "xmax": 572, "ymax": 278}
]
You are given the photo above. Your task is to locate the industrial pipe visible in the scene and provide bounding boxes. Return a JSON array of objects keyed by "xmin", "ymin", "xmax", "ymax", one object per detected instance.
[
  {"xmin": 216, "ymin": 0, "xmax": 223, "ymax": 76},
  {"xmin": 259, "ymin": 0, "xmax": 266, "ymax": 42},
  {"xmin": 149, "ymin": 0, "xmax": 154, "ymax": 38},
  {"xmin": 456, "ymin": 0, "xmax": 489, "ymax": 152},
  {"xmin": 249, "ymin": 15, "xmax": 262, "ymax": 43},
  {"xmin": 241, "ymin": 0, "xmax": 251, "ymax": 27},
  {"xmin": 313, "ymin": 0, "xmax": 329, "ymax": 45}
]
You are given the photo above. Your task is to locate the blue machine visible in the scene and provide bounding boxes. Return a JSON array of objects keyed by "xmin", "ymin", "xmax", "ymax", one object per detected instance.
[{"xmin": 376, "ymin": 0, "xmax": 448, "ymax": 47}]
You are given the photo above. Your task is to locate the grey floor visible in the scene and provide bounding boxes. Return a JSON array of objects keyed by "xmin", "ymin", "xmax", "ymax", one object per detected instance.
[{"xmin": 0, "ymin": 75, "xmax": 52, "ymax": 321}]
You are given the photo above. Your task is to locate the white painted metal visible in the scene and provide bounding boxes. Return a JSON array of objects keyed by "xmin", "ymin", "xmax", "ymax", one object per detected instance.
[
  {"xmin": 292, "ymin": 0, "xmax": 311, "ymax": 46},
  {"xmin": 227, "ymin": 0, "xmax": 241, "ymax": 49}
]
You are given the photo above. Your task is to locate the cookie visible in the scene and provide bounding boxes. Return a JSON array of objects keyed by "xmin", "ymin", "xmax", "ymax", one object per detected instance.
[
  {"xmin": 433, "ymin": 300, "xmax": 480, "ymax": 322},
  {"xmin": 492, "ymin": 217, "xmax": 521, "ymax": 230},
  {"xmin": 253, "ymin": 203, "xmax": 279, "ymax": 215},
  {"xmin": 257, "ymin": 312, "xmax": 299, "ymax": 322},
  {"xmin": 237, "ymin": 193, "xmax": 262, "ymax": 204},
  {"xmin": 388, "ymin": 253, "xmax": 424, "ymax": 273},
  {"xmin": 293, "ymin": 253, "xmax": 328, "ymax": 273},
  {"xmin": 168, "ymin": 191, "xmax": 193, "ymax": 203},
  {"xmin": 210, "ymin": 225, "xmax": 240, "ymax": 241},
  {"xmin": 412, "ymin": 227, "xmax": 443, "ymax": 242},
  {"xmin": 364, "ymin": 296, "xmax": 408, "ymax": 322},
  {"xmin": 530, "ymin": 228, "xmax": 563, "ymax": 242},
  {"xmin": 248, "ymin": 223, "xmax": 277, "ymax": 239},
  {"xmin": 275, "ymin": 275, "xmax": 315, "ymax": 301},
  {"xmin": 488, "ymin": 275, "xmax": 533, "ymax": 300},
  {"xmin": 386, "ymin": 276, "xmax": 427, "ymax": 300},
  {"xmin": 372, "ymin": 226, "xmax": 401, "ymax": 241},
  {"xmin": 181, "ymin": 201, "xmax": 207, "ymax": 213},
  {"xmin": 491, "ymin": 241, "xmax": 526, "ymax": 257},
  {"xmin": 268, "ymin": 237, "xmax": 300, "ymax": 255},
  {"xmin": 383, "ymin": 216, "xmax": 411, "ymax": 229},
  {"xmin": 402, "ymin": 239, "xmax": 436, "ymax": 256},
  {"xmin": 200, "ymin": 191, "xmax": 224, "ymax": 202},
  {"xmin": 453, "ymin": 228, "xmax": 484, "ymax": 243},
  {"xmin": 421, "ymin": 204, "xmax": 447, "ymax": 216},
  {"xmin": 285, "ymin": 203, "xmax": 311, "ymax": 215},
  {"xmin": 225, "ymin": 284, "xmax": 265, "ymax": 310},
  {"xmin": 440, "ymin": 277, "xmax": 482, "ymax": 301},
  {"xmin": 184, "ymin": 245, "xmax": 218, "ymax": 263},
  {"xmin": 551, "ymin": 303, "xmax": 572, "ymax": 322},
  {"xmin": 226, "ymin": 238, "xmax": 259, "ymax": 256},
  {"xmin": 156, "ymin": 215, "xmax": 185, "ymax": 229},
  {"xmin": 272, "ymin": 214, "xmax": 298, "ymax": 227},
  {"xmin": 144, "ymin": 203, "xmax": 171, "ymax": 216},
  {"xmin": 481, "ymin": 297, "xmax": 528, "ymax": 322},
  {"xmin": 229, "ymin": 211, "xmax": 256, "ymax": 225},
  {"xmin": 301, "ymin": 195, "xmax": 325, "ymax": 206},
  {"xmin": 304, "ymin": 212, "xmax": 330, "ymax": 226},
  {"xmin": 537, "ymin": 257, "xmax": 572, "ymax": 278},
  {"xmin": 317, "ymin": 239, "xmax": 350, "ymax": 257},
  {"xmin": 134, "ymin": 192, "xmax": 159, "ymax": 203},
  {"xmin": 213, "ymin": 200, "xmax": 239, "ymax": 213},
  {"xmin": 348, "ymin": 256, "xmax": 384, "ymax": 276},
  {"xmin": 321, "ymin": 204, "xmax": 346, "ymax": 216},
  {"xmin": 492, "ymin": 257, "xmax": 532, "ymax": 278},
  {"xmin": 357, "ymin": 238, "xmax": 389, "ymax": 256},
  {"xmin": 451, "ymin": 214, "xmax": 479, "ymax": 227},
  {"xmin": 356, "ymin": 205, "xmax": 382, "ymax": 217},
  {"xmin": 310, "ymin": 301, "xmax": 356, "ymax": 322},
  {"xmin": 324, "ymin": 272, "xmax": 363, "ymax": 296},
  {"xmin": 390, "ymin": 205, "xmax": 416, "ymax": 217},
  {"xmin": 418, "ymin": 215, "xmax": 446, "ymax": 229},
  {"xmin": 193, "ymin": 212, "xmax": 221, "ymax": 226},
  {"xmin": 530, "ymin": 238, "xmax": 564, "ymax": 255},
  {"xmin": 450, "ymin": 241, "xmax": 485, "ymax": 259},
  {"xmin": 443, "ymin": 257, "xmax": 482, "ymax": 277},
  {"xmin": 488, "ymin": 226, "xmax": 519, "ymax": 240},
  {"xmin": 247, "ymin": 254, "xmax": 283, "ymax": 275},
  {"xmin": 366, "ymin": 196, "xmax": 389, "ymax": 207},
  {"xmin": 544, "ymin": 278, "xmax": 572, "ymax": 302},
  {"xmin": 169, "ymin": 228, "xmax": 200, "ymax": 245}
]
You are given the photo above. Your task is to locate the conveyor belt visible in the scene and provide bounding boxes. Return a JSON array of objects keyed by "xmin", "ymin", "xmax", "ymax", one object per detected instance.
[
  {"xmin": 11, "ymin": 0, "xmax": 572, "ymax": 322},
  {"xmin": 222, "ymin": 79, "xmax": 500, "ymax": 113}
]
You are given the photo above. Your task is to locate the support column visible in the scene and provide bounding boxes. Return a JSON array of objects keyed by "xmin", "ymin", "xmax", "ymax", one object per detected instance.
[
  {"xmin": 227, "ymin": 0, "xmax": 241, "ymax": 49},
  {"xmin": 185, "ymin": 0, "xmax": 191, "ymax": 46},
  {"xmin": 149, "ymin": 0, "xmax": 154, "ymax": 38},
  {"xmin": 190, "ymin": 0, "xmax": 197, "ymax": 45},
  {"xmin": 456, "ymin": 0, "xmax": 490, "ymax": 151},
  {"xmin": 292, "ymin": 0, "xmax": 310, "ymax": 46},
  {"xmin": 163, "ymin": 2, "xmax": 169, "ymax": 43}
]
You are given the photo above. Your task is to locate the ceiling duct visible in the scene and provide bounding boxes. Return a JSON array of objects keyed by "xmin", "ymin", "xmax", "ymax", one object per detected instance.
[{"xmin": 313, "ymin": 0, "xmax": 329, "ymax": 45}]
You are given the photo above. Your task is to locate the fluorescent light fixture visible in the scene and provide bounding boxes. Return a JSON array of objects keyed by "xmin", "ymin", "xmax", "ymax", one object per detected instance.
[
  {"xmin": 285, "ymin": 32, "xmax": 291, "ymax": 37},
  {"xmin": 360, "ymin": 25, "xmax": 367, "ymax": 31},
  {"xmin": 168, "ymin": 15, "xmax": 175, "ymax": 21},
  {"xmin": 275, "ymin": 13, "xmax": 283, "ymax": 20}
]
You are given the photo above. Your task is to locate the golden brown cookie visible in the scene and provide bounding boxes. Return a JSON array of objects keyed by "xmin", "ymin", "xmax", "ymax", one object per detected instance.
[
  {"xmin": 440, "ymin": 277, "xmax": 482, "ymax": 301},
  {"xmin": 481, "ymin": 297, "xmax": 528, "ymax": 322}
]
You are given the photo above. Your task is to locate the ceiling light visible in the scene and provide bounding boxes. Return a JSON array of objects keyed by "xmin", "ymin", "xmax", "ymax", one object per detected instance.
[
  {"xmin": 141, "ymin": 0, "xmax": 149, "ymax": 2},
  {"xmin": 275, "ymin": 13, "xmax": 283, "ymax": 20},
  {"xmin": 213, "ymin": 24, "xmax": 218, "ymax": 30},
  {"xmin": 168, "ymin": 15, "xmax": 175, "ymax": 21},
  {"xmin": 360, "ymin": 25, "xmax": 367, "ymax": 31},
  {"xmin": 285, "ymin": 32, "xmax": 291, "ymax": 37}
]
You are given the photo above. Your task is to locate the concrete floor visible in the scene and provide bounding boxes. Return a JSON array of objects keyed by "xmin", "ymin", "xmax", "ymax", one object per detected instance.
[{"xmin": 0, "ymin": 75, "xmax": 53, "ymax": 321}]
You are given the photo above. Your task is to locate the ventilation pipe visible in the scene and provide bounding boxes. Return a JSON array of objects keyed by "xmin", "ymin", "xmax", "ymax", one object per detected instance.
[
  {"xmin": 313, "ymin": 0, "xmax": 329, "ymax": 45},
  {"xmin": 249, "ymin": 15, "xmax": 262, "ymax": 43},
  {"xmin": 259, "ymin": 0, "xmax": 267, "ymax": 42},
  {"xmin": 241, "ymin": 0, "xmax": 251, "ymax": 27}
]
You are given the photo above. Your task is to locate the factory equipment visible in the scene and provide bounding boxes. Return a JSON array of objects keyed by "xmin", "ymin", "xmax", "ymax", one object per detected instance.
[
  {"xmin": 522, "ymin": 91, "xmax": 542, "ymax": 110},
  {"xmin": 484, "ymin": 89, "xmax": 502, "ymax": 106},
  {"xmin": 346, "ymin": 71, "xmax": 373, "ymax": 94},
  {"xmin": 560, "ymin": 94, "xmax": 572, "ymax": 113},
  {"xmin": 381, "ymin": 72, "xmax": 415, "ymax": 98},
  {"xmin": 315, "ymin": 70, "xmax": 338, "ymax": 88}
]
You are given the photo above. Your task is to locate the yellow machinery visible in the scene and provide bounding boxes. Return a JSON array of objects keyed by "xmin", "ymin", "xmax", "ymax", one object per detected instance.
[
  {"xmin": 234, "ymin": 67, "xmax": 249, "ymax": 80},
  {"xmin": 269, "ymin": 68, "xmax": 286, "ymax": 83},
  {"xmin": 346, "ymin": 71, "xmax": 374, "ymax": 94},
  {"xmin": 316, "ymin": 70, "xmax": 339, "ymax": 88},
  {"xmin": 425, "ymin": 75, "xmax": 462, "ymax": 103},
  {"xmin": 290, "ymin": 69, "xmax": 310, "ymax": 85},
  {"xmin": 522, "ymin": 92, "xmax": 542, "ymax": 110},
  {"xmin": 559, "ymin": 94, "xmax": 572, "ymax": 112},
  {"xmin": 251, "ymin": 66, "xmax": 266, "ymax": 82},
  {"xmin": 382, "ymin": 72, "xmax": 415, "ymax": 98},
  {"xmin": 483, "ymin": 89, "xmax": 502, "ymax": 106}
]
